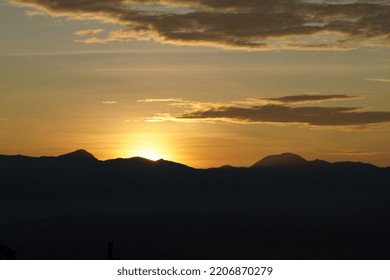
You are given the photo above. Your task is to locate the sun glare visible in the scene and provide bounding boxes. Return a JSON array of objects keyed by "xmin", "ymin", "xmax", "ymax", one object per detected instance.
[
  {"xmin": 121, "ymin": 134, "xmax": 175, "ymax": 162},
  {"xmin": 134, "ymin": 148, "xmax": 163, "ymax": 161}
]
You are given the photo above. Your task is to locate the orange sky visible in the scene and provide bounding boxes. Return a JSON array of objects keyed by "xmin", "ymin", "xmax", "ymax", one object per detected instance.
[{"xmin": 0, "ymin": 0, "xmax": 390, "ymax": 167}]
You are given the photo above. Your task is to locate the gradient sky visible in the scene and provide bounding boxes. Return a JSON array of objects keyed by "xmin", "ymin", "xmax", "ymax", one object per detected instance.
[{"xmin": 0, "ymin": 0, "xmax": 390, "ymax": 167}]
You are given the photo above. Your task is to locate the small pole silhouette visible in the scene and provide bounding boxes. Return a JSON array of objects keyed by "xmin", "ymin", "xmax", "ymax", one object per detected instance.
[{"xmin": 107, "ymin": 242, "xmax": 113, "ymax": 260}]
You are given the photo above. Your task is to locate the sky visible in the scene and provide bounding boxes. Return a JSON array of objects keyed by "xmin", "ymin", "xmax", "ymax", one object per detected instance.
[{"xmin": 0, "ymin": 0, "xmax": 389, "ymax": 167}]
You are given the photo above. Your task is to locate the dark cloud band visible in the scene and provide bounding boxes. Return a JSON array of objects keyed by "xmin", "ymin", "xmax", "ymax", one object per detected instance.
[
  {"xmin": 178, "ymin": 104, "xmax": 390, "ymax": 126},
  {"xmin": 141, "ymin": 94, "xmax": 390, "ymax": 127},
  {"xmin": 13, "ymin": 0, "xmax": 390, "ymax": 50},
  {"xmin": 257, "ymin": 94, "xmax": 358, "ymax": 104}
]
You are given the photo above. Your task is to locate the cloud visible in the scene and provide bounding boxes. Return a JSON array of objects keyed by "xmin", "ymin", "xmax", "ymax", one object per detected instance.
[
  {"xmin": 140, "ymin": 94, "xmax": 359, "ymax": 107},
  {"xmin": 142, "ymin": 94, "xmax": 390, "ymax": 127},
  {"xmin": 25, "ymin": 10, "xmax": 47, "ymax": 17},
  {"xmin": 365, "ymin": 77, "xmax": 390, "ymax": 83},
  {"xmin": 248, "ymin": 94, "xmax": 359, "ymax": 104},
  {"xmin": 137, "ymin": 98, "xmax": 185, "ymax": 103},
  {"xmin": 0, "ymin": 117, "xmax": 8, "ymax": 121},
  {"xmin": 75, "ymin": 37, "xmax": 113, "ymax": 44},
  {"xmin": 138, "ymin": 98, "xmax": 230, "ymax": 109},
  {"xmin": 11, "ymin": 0, "xmax": 390, "ymax": 50},
  {"xmin": 74, "ymin": 29, "xmax": 104, "ymax": 36},
  {"xmin": 74, "ymin": 29, "xmax": 156, "ymax": 44},
  {"xmin": 102, "ymin": 101, "xmax": 117, "ymax": 104},
  {"xmin": 178, "ymin": 105, "xmax": 390, "ymax": 126}
]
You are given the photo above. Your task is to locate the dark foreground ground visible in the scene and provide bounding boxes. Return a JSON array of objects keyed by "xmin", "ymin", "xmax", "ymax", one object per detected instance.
[{"xmin": 1, "ymin": 151, "xmax": 390, "ymax": 259}]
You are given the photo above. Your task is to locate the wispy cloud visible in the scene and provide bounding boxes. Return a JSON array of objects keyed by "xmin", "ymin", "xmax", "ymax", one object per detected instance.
[
  {"xmin": 141, "ymin": 94, "xmax": 390, "ymax": 128},
  {"xmin": 246, "ymin": 94, "xmax": 359, "ymax": 105},
  {"xmin": 73, "ymin": 29, "xmax": 108, "ymax": 44},
  {"xmin": 102, "ymin": 101, "xmax": 117, "ymax": 104},
  {"xmin": 11, "ymin": 0, "xmax": 390, "ymax": 50},
  {"xmin": 74, "ymin": 29, "xmax": 104, "ymax": 37},
  {"xmin": 25, "ymin": 10, "xmax": 46, "ymax": 17},
  {"xmin": 178, "ymin": 105, "xmax": 390, "ymax": 127},
  {"xmin": 0, "ymin": 117, "xmax": 9, "ymax": 121},
  {"xmin": 138, "ymin": 98, "xmax": 229, "ymax": 109},
  {"xmin": 138, "ymin": 98, "xmax": 185, "ymax": 103},
  {"xmin": 74, "ymin": 37, "xmax": 114, "ymax": 44},
  {"xmin": 139, "ymin": 94, "xmax": 360, "ymax": 107},
  {"xmin": 365, "ymin": 78, "xmax": 390, "ymax": 83}
]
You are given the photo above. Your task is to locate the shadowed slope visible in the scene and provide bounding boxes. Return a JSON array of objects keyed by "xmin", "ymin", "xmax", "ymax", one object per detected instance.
[
  {"xmin": 252, "ymin": 152, "xmax": 309, "ymax": 167},
  {"xmin": 57, "ymin": 149, "xmax": 98, "ymax": 161},
  {"xmin": 0, "ymin": 150, "xmax": 389, "ymax": 260}
]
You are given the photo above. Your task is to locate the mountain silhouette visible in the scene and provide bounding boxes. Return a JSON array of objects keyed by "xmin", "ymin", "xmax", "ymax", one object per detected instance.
[
  {"xmin": 104, "ymin": 157, "xmax": 193, "ymax": 173},
  {"xmin": 57, "ymin": 149, "xmax": 98, "ymax": 161},
  {"xmin": 0, "ymin": 150, "xmax": 389, "ymax": 260},
  {"xmin": 252, "ymin": 152, "xmax": 309, "ymax": 167}
]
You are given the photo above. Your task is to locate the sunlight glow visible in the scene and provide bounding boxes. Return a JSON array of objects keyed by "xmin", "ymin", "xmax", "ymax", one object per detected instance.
[
  {"xmin": 117, "ymin": 132, "xmax": 177, "ymax": 162},
  {"xmin": 133, "ymin": 148, "xmax": 163, "ymax": 161}
]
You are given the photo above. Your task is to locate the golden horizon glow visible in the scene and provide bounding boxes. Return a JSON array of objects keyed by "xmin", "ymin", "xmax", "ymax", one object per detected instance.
[
  {"xmin": 131, "ymin": 148, "xmax": 164, "ymax": 161},
  {"xmin": 0, "ymin": 3, "xmax": 389, "ymax": 168},
  {"xmin": 120, "ymin": 134, "xmax": 173, "ymax": 161}
]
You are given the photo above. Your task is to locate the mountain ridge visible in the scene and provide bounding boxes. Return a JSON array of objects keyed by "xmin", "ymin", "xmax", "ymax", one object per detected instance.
[
  {"xmin": 252, "ymin": 152, "xmax": 309, "ymax": 167},
  {"xmin": 1, "ymin": 149, "xmax": 389, "ymax": 260},
  {"xmin": 57, "ymin": 149, "xmax": 98, "ymax": 161},
  {"xmin": 0, "ymin": 149, "xmax": 387, "ymax": 169}
]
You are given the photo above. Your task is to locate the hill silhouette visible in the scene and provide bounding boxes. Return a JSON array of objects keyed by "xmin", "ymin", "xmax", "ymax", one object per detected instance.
[
  {"xmin": 252, "ymin": 152, "xmax": 309, "ymax": 167},
  {"xmin": 0, "ymin": 150, "xmax": 389, "ymax": 260},
  {"xmin": 57, "ymin": 149, "xmax": 98, "ymax": 161}
]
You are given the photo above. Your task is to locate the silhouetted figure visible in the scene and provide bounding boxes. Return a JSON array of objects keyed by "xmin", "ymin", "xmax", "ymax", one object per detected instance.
[
  {"xmin": 0, "ymin": 244, "xmax": 16, "ymax": 260},
  {"xmin": 107, "ymin": 242, "xmax": 113, "ymax": 260}
]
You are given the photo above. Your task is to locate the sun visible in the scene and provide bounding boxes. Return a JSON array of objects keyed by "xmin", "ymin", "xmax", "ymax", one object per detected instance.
[
  {"xmin": 134, "ymin": 148, "xmax": 163, "ymax": 161},
  {"xmin": 122, "ymin": 135, "xmax": 171, "ymax": 161}
]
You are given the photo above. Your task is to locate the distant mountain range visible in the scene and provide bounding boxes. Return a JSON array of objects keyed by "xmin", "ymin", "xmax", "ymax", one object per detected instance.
[
  {"xmin": 0, "ymin": 149, "xmax": 385, "ymax": 170},
  {"xmin": 1, "ymin": 150, "xmax": 389, "ymax": 260}
]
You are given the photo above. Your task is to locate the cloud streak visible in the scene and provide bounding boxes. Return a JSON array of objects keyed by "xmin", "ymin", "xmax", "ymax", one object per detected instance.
[
  {"xmin": 137, "ymin": 98, "xmax": 185, "ymax": 103},
  {"xmin": 142, "ymin": 94, "xmax": 390, "ymax": 127},
  {"xmin": 12, "ymin": 0, "xmax": 390, "ymax": 50},
  {"xmin": 74, "ymin": 29, "xmax": 104, "ymax": 36},
  {"xmin": 248, "ymin": 94, "xmax": 359, "ymax": 104},
  {"xmin": 365, "ymin": 77, "xmax": 390, "ymax": 83},
  {"xmin": 178, "ymin": 105, "xmax": 390, "ymax": 126}
]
